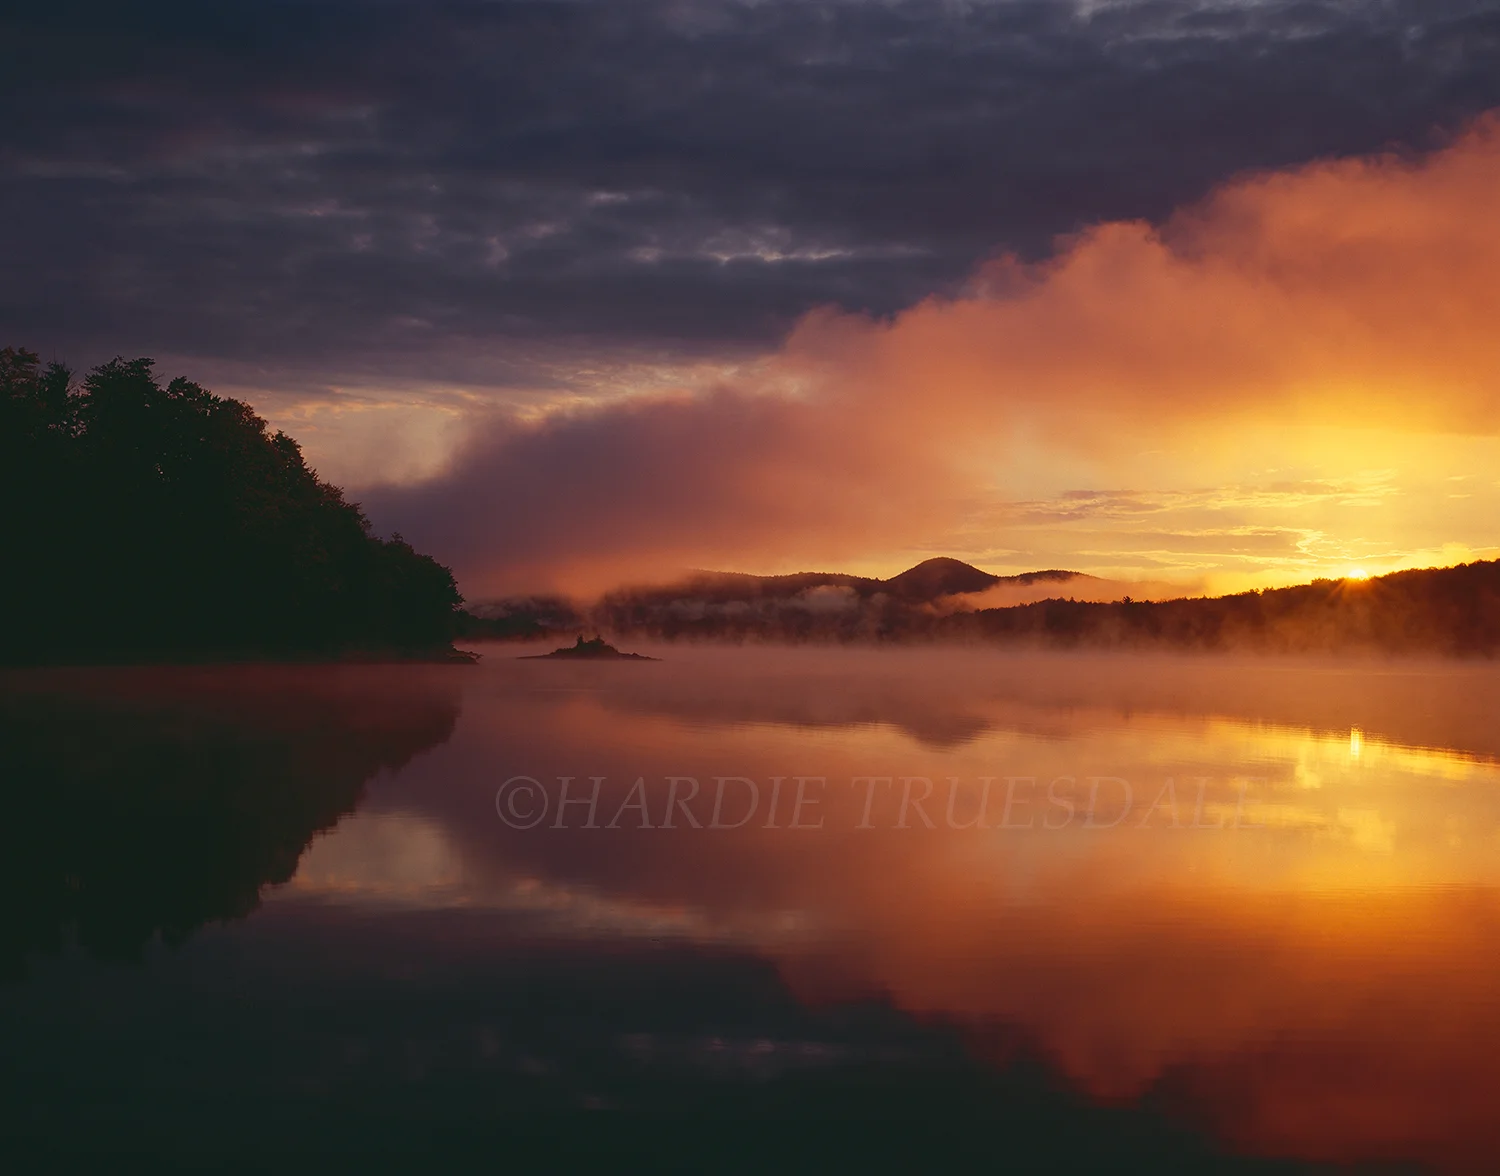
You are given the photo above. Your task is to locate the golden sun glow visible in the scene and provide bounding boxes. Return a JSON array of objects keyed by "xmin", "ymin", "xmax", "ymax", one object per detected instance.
[{"xmin": 1348, "ymin": 569, "xmax": 1370, "ymax": 581}]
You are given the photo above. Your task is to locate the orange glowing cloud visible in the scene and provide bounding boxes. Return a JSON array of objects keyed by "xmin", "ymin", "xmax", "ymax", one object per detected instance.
[
  {"xmin": 787, "ymin": 114, "xmax": 1500, "ymax": 431},
  {"xmin": 369, "ymin": 115, "xmax": 1500, "ymax": 595}
]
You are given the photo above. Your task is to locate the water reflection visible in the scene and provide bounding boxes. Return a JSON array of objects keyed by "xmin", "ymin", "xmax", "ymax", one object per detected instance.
[
  {"xmin": 290, "ymin": 648, "xmax": 1500, "ymax": 1168},
  {"xmin": 0, "ymin": 665, "xmax": 461, "ymax": 975},
  {"xmin": 4, "ymin": 648, "xmax": 1499, "ymax": 1169}
]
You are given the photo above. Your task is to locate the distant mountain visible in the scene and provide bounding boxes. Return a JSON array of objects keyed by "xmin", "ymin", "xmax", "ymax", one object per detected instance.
[
  {"xmin": 462, "ymin": 559, "xmax": 1091, "ymax": 641},
  {"xmin": 460, "ymin": 559, "xmax": 1500, "ymax": 657},
  {"xmin": 883, "ymin": 557, "xmax": 998, "ymax": 599},
  {"xmin": 462, "ymin": 559, "xmax": 1095, "ymax": 644},
  {"xmin": 883, "ymin": 559, "xmax": 1081, "ymax": 601},
  {"xmin": 603, "ymin": 559, "xmax": 1087, "ymax": 609}
]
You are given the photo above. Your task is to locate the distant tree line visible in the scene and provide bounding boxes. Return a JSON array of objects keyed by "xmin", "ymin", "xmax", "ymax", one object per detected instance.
[
  {"xmin": 475, "ymin": 563, "xmax": 1500, "ymax": 656},
  {"xmin": 940, "ymin": 564, "xmax": 1500, "ymax": 655},
  {"xmin": 1, "ymin": 347, "xmax": 464, "ymax": 663}
]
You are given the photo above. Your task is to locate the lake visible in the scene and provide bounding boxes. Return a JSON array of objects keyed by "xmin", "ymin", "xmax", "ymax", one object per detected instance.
[{"xmin": 4, "ymin": 646, "xmax": 1499, "ymax": 1171}]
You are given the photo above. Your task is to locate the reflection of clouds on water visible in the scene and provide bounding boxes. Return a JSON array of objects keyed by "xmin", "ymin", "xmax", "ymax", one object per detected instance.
[
  {"xmin": 9, "ymin": 650, "xmax": 1500, "ymax": 1167},
  {"xmin": 284, "ymin": 813, "xmax": 467, "ymax": 904},
  {"xmin": 281, "ymin": 811, "xmax": 821, "ymax": 943},
  {"xmin": 1336, "ymin": 808, "xmax": 1398, "ymax": 855},
  {"xmin": 0, "ymin": 665, "xmax": 462, "ymax": 973},
  {"xmin": 538, "ymin": 646, "xmax": 1500, "ymax": 754},
  {"xmin": 322, "ymin": 647, "xmax": 1500, "ymax": 1169}
]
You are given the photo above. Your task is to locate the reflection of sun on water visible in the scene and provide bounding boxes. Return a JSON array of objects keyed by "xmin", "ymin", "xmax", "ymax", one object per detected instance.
[
  {"xmin": 286, "ymin": 655, "xmax": 1500, "ymax": 1171},
  {"xmin": 260, "ymin": 660, "xmax": 1500, "ymax": 1169}
]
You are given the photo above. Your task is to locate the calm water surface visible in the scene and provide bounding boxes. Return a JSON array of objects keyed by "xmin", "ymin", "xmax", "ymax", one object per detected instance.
[{"xmin": 4, "ymin": 646, "xmax": 1499, "ymax": 1171}]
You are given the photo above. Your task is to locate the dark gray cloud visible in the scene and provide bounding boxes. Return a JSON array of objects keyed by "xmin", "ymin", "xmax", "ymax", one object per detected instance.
[{"xmin": 5, "ymin": 0, "xmax": 1500, "ymax": 392}]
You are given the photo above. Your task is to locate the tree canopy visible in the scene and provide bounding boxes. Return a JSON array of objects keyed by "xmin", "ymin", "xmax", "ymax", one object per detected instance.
[{"xmin": 1, "ymin": 347, "xmax": 463, "ymax": 663}]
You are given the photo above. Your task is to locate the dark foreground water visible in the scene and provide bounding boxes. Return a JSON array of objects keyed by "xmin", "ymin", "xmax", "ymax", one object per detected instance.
[{"xmin": 4, "ymin": 646, "xmax": 1500, "ymax": 1172}]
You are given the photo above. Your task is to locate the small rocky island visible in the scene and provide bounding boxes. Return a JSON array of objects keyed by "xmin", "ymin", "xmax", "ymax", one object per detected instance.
[{"xmin": 520, "ymin": 636, "xmax": 659, "ymax": 661}]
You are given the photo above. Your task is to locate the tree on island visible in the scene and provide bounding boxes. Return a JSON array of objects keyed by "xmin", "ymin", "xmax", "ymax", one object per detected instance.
[{"xmin": 1, "ymin": 347, "xmax": 464, "ymax": 663}]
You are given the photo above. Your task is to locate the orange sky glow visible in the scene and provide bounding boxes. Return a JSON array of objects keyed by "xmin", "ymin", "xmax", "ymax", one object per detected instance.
[{"xmin": 270, "ymin": 115, "xmax": 1500, "ymax": 597}]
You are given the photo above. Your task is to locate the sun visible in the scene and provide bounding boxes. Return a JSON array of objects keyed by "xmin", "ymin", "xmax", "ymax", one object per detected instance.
[{"xmin": 1348, "ymin": 568, "xmax": 1370, "ymax": 581}]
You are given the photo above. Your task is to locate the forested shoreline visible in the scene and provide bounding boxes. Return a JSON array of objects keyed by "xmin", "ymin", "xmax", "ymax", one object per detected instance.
[
  {"xmin": 469, "ymin": 560, "xmax": 1500, "ymax": 656},
  {"xmin": 1, "ymin": 347, "xmax": 466, "ymax": 665}
]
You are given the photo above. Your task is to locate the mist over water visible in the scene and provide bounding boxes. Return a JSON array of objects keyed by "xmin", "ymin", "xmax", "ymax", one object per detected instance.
[{"xmin": 5, "ymin": 647, "xmax": 1500, "ymax": 1169}]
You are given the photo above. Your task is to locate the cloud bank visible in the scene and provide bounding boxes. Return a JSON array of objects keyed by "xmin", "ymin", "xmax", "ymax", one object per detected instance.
[
  {"xmin": 7, "ymin": 0, "xmax": 1500, "ymax": 389},
  {"xmin": 369, "ymin": 115, "xmax": 1500, "ymax": 593}
]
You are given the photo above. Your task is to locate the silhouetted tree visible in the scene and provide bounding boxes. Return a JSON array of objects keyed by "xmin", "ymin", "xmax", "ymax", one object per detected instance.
[{"xmin": 1, "ymin": 347, "xmax": 464, "ymax": 662}]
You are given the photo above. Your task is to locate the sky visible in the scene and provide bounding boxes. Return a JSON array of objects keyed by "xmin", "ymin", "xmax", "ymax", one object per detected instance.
[{"xmin": 6, "ymin": 0, "xmax": 1500, "ymax": 597}]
